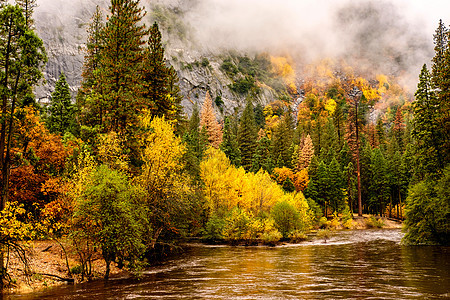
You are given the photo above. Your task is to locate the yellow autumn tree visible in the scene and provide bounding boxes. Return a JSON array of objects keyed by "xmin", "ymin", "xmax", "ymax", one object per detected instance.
[
  {"xmin": 137, "ymin": 114, "xmax": 191, "ymax": 243},
  {"xmin": 200, "ymin": 147, "xmax": 238, "ymax": 212}
]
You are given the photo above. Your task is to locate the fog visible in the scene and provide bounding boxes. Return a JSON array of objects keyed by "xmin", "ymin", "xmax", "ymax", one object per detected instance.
[
  {"xmin": 33, "ymin": 0, "xmax": 449, "ymax": 90},
  {"xmin": 182, "ymin": 0, "xmax": 448, "ymax": 88}
]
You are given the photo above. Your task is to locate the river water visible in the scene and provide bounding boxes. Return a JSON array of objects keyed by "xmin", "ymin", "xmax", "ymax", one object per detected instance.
[{"xmin": 6, "ymin": 229, "xmax": 450, "ymax": 299}]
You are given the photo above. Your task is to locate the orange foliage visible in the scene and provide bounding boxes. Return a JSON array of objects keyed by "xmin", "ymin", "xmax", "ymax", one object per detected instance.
[
  {"xmin": 8, "ymin": 108, "xmax": 70, "ymax": 219},
  {"xmin": 293, "ymin": 169, "xmax": 309, "ymax": 192}
]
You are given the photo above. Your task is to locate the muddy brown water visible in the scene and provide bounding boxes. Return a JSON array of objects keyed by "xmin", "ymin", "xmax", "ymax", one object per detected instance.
[{"xmin": 6, "ymin": 229, "xmax": 450, "ymax": 299}]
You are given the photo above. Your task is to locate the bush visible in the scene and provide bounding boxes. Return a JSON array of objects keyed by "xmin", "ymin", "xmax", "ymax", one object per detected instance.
[
  {"xmin": 221, "ymin": 59, "xmax": 239, "ymax": 76},
  {"xmin": 329, "ymin": 212, "xmax": 340, "ymax": 229},
  {"xmin": 222, "ymin": 208, "xmax": 252, "ymax": 241},
  {"xmin": 229, "ymin": 77, "xmax": 258, "ymax": 95},
  {"xmin": 260, "ymin": 230, "xmax": 282, "ymax": 246},
  {"xmin": 271, "ymin": 200, "xmax": 301, "ymax": 238},
  {"xmin": 307, "ymin": 198, "xmax": 322, "ymax": 221},
  {"xmin": 70, "ymin": 265, "xmax": 83, "ymax": 275},
  {"xmin": 318, "ymin": 216, "xmax": 329, "ymax": 229},
  {"xmin": 289, "ymin": 230, "xmax": 307, "ymax": 243},
  {"xmin": 365, "ymin": 215, "xmax": 384, "ymax": 228},
  {"xmin": 204, "ymin": 213, "xmax": 226, "ymax": 241}
]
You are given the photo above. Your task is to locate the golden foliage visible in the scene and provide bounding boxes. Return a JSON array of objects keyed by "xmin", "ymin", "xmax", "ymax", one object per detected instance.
[
  {"xmin": 271, "ymin": 55, "xmax": 297, "ymax": 94},
  {"xmin": 201, "ymin": 148, "xmax": 286, "ymax": 214}
]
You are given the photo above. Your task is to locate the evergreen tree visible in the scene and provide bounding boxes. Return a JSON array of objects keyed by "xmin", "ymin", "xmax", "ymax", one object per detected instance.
[
  {"xmin": 315, "ymin": 160, "xmax": 330, "ymax": 217},
  {"xmin": 15, "ymin": 0, "xmax": 36, "ymax": 29},
  {"xmin": 437, "ymin": 26, "xmax": 450, "ymax": 162},
  {"xmin": 251, "ymin": 136, "xmax": 273, "ymax": 173},
  {"xmin": 183, "ymin": 105, "xmax": 206, "ymax": 183},
  {"xmin": 141, "ymin": 22, "xmax": 182, "ymax": 121},
  {"xmin": 369, "ymin": 148, "xmax": 389, "ymax": 216},
  {"xmin": 96, "ymin": 0, "xmax": 148, "ymax": 133},
  {"xmin": 271, "ymin": 108, "xmax": 294, "ymax": 168},
  {"xmin": 220, "ymin": 116, "xmax": 241, "ymax": 166},
  {"xmin": 431, "ymin": 19, "xmax": 448, "ymax": 90},
  {"xmin": 47, "ymin": 72, "xmax": 75, "ymax": 135},
  {"xmin": 375, "ymin": 118, "xmax": 386, "ymax": 147},
  {"xmin": 78, "ymin": 6, "xmax": 105, "ymax": 127},
  {"xmin": 346, "ymin": 87, "xmax": 364, "ymax": 216},
  {"xmin": 328, "ymin": 157, "xmax": 345, "ymax": 213},
  {"xmin": 253, "ymin": 103, "xmax": 265, "ymax": 129},
  {"xmin": 412, "ymin": 65, "xmax": 443, "ymax": 177},
  {"xmin": 200, "ymin": 92, "xmax": 222, "ymax": 148},
  {"xmin": 238, "ymin": 99, "xmax": 258, "ymax": 171},
  {"xmin": 392, "ymin": 108, "xmax": 405, "ymax": 152}
]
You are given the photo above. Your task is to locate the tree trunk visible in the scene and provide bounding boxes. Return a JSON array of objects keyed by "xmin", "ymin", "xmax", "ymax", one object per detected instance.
[{"xmin": 104, "ymin": 260, "xmax": 110, "ymax": 280}]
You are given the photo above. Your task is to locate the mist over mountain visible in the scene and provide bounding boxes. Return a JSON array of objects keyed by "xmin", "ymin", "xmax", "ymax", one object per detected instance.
[{"xmin": 33, "ymin": 0, "xmax": 444, "ymax": 112}]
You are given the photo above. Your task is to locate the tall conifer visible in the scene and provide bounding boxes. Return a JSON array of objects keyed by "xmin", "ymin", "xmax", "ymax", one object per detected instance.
[
  {"xmin": 238, "ymin": 99, "xmax": 258, "ymax": 171},
  {"xmin": 47, "ymin": 73, "xmax": 75, "ymax": 135},
  {"xmin": 98, "ymin": 0, "xmax": 148, "ymax": 133},
  {"xmin": 200, "ymin": 92, "xmax": 222, "ymax": 148}
]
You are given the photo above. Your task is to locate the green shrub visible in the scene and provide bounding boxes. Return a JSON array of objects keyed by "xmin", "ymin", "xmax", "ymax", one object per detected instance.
[
  {"xmin": 289, "ymin": 230, "xmax": 307, "ymax": 243},
  {"xmin": 229, "ymin": 77, "xmax": 258, "ymax": 95},
  {"xmin": 204, "ymin": 213, "xmax": 226, "ymax": 240},
  {"xmin": 260, "ymin": 230, "xmax": 282, "ymax": 246},
  {"xmin": 222, "ymin": 207, "xmax": 252, "ymax": 241},
  {"xmin": 70, "ymin": 265, "xmax": 83, "ymax": 275},
  {"xmin": 221, "ymin": 59, "xmax": 239, "ymax": 76},
  {"xmin": 271, "ymin": 200, "xmax": 301, "ymax": 238},
  {"xmin": 318, "ymin": 216, "xmax": 329, "ymax": 229},
  {"xmin": 366, "ymin": 215, "xmax": 384, "ymax": 228}
]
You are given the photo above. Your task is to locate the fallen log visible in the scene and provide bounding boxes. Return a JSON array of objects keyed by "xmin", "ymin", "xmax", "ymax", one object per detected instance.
[{"xmin": 34, "ymin": 273, "xmax": 75, "ymax": 283}]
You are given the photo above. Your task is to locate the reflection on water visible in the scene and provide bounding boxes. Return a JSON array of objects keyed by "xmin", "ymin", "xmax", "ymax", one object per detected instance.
[{"xmin": 7, "ymin": 229, "xmax": 450, "ymax": 299}]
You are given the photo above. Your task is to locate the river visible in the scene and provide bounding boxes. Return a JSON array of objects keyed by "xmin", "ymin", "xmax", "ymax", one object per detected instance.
[{"xmin": 6, "ymin": 229, "xmax": 450, "ymax": 299}]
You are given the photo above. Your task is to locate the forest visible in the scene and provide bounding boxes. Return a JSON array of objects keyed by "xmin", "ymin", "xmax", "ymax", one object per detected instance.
[{"xmin": 0, "ymin": 0, "xmax": 449, "ymax": 288}]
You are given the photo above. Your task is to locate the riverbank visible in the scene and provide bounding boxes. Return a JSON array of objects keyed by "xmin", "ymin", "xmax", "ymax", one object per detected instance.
[
  {"xmin": 4, "ymin": 216, "xmax": 403, "ymax": 295},
  {"xmin": 4, "ymin": 240, "xmax": 127, "ymax": 295}
]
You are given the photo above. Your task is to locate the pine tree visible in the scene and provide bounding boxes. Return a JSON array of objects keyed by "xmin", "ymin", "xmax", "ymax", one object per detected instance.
[
  {"xmin": 369, "ymin": 148, "xmax": 389, "ymax": 216},
  {"xmin": 271, "ymin": 108, "xmax": 294, "ymax": 168},
  {"xmin": 254, "ymin": 103, "xmax": 265, "ymax": 129},
  {"xmin": 431, "ymin": 19, "xmax": 448, "ymax": 90},
  {"xmin": 220, "ymin": 116, "xmax": 241, "ymax": 166},
  {"xmin": 251, "ymin": 136, "xmax": 273, "ymax": 173},
  {"xmin": 200, "ymin": 92, "xmax": 222, "ymax": 148},
  {"xmin": 47, "ymin": 72, "xmax": 75, "ymax": 135},
  {"xmin": 328, "ymin": 157, "xmax": 345, "ymax": 213},
  {"xmin": 437, "ymin": 27, "xmax": 450, "ymax": 163},
  {"xmin": 183, "ymin": 105, "xmax": 206, "ymax": 183},
  {"xmin": 97, "ymin": 0, "xmax": 148, "ymax": 133},
  {"xmin": 15, "ymin": 0, "xmax": 36, "ymax": 29},
  {"xmin": 346, "ymin": 87, "xmax": 364, "ymax": 216},
  {"xmin": 412, "ymin": 65, "xmax": 443, "ymax": 177},
  {"xmin": 392, "ymin": 108, "xmax": 405, "ymax": 152},
  {"xmin": 78, "ymin": 6, "xmax": 105, "ymax": 127},
  {"xmin": 238, "ymin": 98, "xmax": 258, "ymax": 171},
  {"xmin": 141, "ymin": 22, "xmax": 182, "ymax": 121}
]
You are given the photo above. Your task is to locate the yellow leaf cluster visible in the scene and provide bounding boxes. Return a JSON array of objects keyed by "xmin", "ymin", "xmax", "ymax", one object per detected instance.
[
  {"xmin": 270, "ymin": 55, "xmax": 297, "ymax": 94},
  {"xmin": 97, "ymin": 131, "xmax": 129, "ymax": 171},
  {"xmin": 0, "ymin": 202, "xmax": 34, "ymax": 241},
  {"xmin": 201, "ymin": 148, "xmax": 288, "ymax": 214},
  {"xmin": 138, "ymin": 115, "xmax": 187, "ymax": 199}
]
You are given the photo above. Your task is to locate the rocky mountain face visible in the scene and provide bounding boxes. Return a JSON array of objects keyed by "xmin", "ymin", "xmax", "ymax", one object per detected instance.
[{"xmin": 34, "ymin": 0, "xmax": 281, "ymax": 118}]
